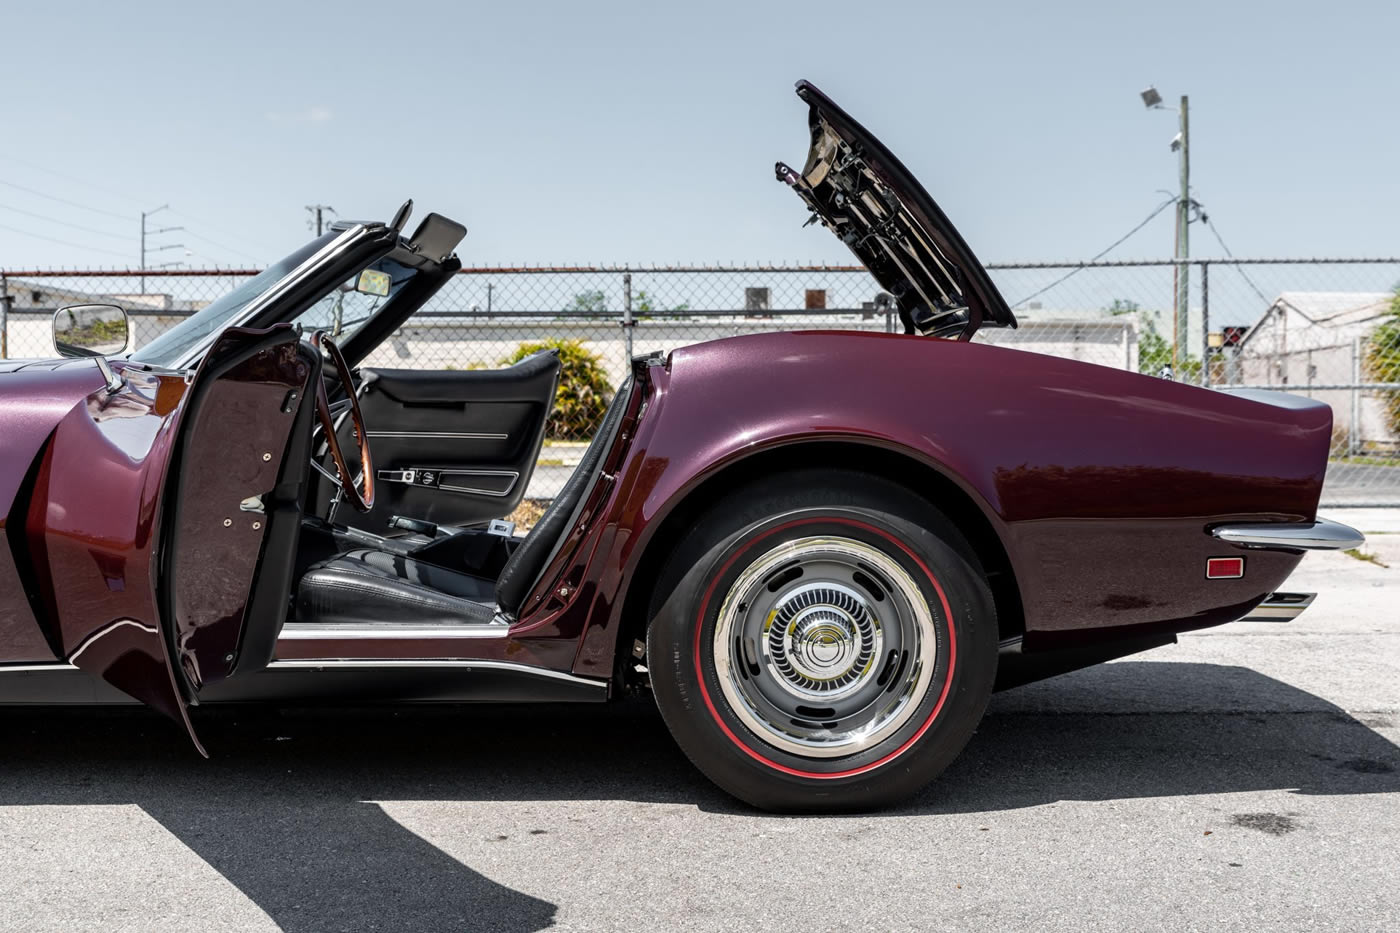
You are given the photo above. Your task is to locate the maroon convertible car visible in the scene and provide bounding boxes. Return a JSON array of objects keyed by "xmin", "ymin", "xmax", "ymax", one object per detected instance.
[{"xmin": 0, "ymin": 81, "xmax": 1363, "ymax": 810}]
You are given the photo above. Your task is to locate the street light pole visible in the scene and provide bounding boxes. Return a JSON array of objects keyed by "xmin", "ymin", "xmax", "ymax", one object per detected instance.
[{"xmin": 1141, "ymin": 86, "xmax": 1192, "ymax": 373}]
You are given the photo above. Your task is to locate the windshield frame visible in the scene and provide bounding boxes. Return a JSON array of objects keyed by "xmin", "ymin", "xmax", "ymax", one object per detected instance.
[{"xmin": 130, "ymin": 224, "xmax": 373, "ymax": 370}]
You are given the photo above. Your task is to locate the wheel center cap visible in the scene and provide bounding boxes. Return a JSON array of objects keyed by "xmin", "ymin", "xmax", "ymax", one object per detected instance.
[{"xmin": 786, "ymin": 609, "xmax": 860, "ymax": 681}]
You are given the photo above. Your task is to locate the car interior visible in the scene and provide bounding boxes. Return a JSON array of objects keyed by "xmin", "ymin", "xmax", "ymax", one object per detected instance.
[
  {"xmin": 291, "ymin": 374, "xmax": 634, "ymax": 630},
  {"xmin": 142, "ymin": 203, "xmax": 642, "ymax": 652},
  {"xmin": 262, "ymin": 214, "xmax": 640, "ymax": 634}
]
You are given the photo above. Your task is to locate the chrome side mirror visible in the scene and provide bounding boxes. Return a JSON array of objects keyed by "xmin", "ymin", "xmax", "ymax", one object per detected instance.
[{"xmin": 53, "ymin": 304, "xmax": 129, "ymax": 359}]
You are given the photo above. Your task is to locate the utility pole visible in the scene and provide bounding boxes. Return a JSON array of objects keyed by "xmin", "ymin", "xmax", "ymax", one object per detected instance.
[
  {"xmin": 1174, "ymin": 95, "xmax": 1190, "ymax": 373},
  {"xmin": 140, "ymin": 204, "xmax": 184, "ymax": 294},
  {"xmin": 306, "ymin": 204, "xmax": 337, "ymax": 236}
]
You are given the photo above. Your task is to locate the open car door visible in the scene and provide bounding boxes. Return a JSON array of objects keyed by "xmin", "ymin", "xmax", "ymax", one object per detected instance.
[{"xmin": 33, "ymin": 324, "xmax": 317, "ymax": 751}]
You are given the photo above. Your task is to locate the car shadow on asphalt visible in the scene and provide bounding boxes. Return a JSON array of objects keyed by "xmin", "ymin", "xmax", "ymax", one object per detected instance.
[{"xmin": 1, "ymin": 660, "xmax": 1397, "ymax": 932}]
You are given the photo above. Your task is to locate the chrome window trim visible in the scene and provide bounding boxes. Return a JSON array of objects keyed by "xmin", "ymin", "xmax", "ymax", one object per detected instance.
[
  {"xmin": 169, "ymin": 224, "xmax": 372, "ymax": 371},
  {"xmin": 1210, "ymin": 518, "xmax": 1365, "ymax": 551}
]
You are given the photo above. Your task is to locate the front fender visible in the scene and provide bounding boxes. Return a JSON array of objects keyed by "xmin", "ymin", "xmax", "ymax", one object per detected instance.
[{"xmin": 0, "ymin": 359, "xmax": 110, "ymax": 663}]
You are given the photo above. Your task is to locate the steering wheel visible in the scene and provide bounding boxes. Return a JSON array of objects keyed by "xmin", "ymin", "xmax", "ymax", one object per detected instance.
[{"xmin": 311, "ymin": 331, "xmax": 375, "ymax": 512}]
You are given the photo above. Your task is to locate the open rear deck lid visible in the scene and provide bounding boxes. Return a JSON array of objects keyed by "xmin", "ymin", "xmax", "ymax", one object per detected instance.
[{"xmin": 777, "ymin": 80, "xmax": 1018, "ymax": 340}]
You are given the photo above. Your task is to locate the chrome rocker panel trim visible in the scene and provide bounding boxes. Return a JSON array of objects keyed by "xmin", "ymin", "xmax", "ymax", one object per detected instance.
[
  {"xmin": 278, "ymin": 623, "xmax": 509, "ymax": 640},
  {"xmin": 0, "ymin": 658, "xmax": 608, "ymax": 705},
  {"xmin": 263, "ymin": 658, "xmax": 607, "ymax": 688},
  {"xmin": 1210, "ymin": 518, "xmax": 1365, "ymax": 551}
]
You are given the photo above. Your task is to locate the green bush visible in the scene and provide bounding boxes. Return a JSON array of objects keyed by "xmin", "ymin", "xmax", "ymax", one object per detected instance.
[
  {"xmin": 1365, "ymin": 289, "xmax": 1400, "ymax": 441},
  {"xmin": 503, "ymin": 339, "xmax": 613, "ymax": 440},
  {"xmin": 1135, "ymin": 314, "xmax": 1202, "ymax": 383}
]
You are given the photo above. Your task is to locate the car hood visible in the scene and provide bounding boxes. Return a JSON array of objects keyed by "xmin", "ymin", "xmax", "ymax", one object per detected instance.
[
  {"xmin": 777, "ymin": 79, "xmax": 1017, "ymax": 340},
  {"xmin": 0, "ymin": 357, "xmax": 110, "ymax": 437}
]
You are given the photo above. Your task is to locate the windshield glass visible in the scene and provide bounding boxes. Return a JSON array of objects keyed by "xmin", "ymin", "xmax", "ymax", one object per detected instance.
[
  {"xmin": 131, "ymin": 233, "xmax": 338, "ymax": 367},
  {"xmin": 287, "ymin": 257, "xmax": 417, "ymax": 341}
]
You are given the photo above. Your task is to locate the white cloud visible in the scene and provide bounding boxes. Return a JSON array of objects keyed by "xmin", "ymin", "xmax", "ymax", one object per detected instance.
[{"xmin": 265, "ymin": 106, "xmax": 333, "ymax": 124}]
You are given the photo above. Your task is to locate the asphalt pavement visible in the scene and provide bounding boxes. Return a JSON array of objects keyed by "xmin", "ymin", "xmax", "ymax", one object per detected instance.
[{"xmin": 0, "ymin": 515, "xmax": 1395, "ymax": 932}]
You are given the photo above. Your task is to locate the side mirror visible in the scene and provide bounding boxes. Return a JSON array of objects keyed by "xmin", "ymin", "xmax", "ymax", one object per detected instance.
[{"xmin": 53, "ymin": 304, "xmax": 129, "ymax": 359}]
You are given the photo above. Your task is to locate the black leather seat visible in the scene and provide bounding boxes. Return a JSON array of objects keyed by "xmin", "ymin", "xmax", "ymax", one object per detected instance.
[
  {"xmin": 297, "ymin": 377, "xmax": 634, "ymax": 626},
  {"xmin": 296, "ymin": 548, "xmax": 498, "ymax": 625}
]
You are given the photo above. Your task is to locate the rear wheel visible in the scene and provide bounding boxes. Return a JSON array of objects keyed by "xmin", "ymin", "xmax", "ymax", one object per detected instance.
[{"xmin": 647, "ymin": 469, "xmax": 998, "ymax": 812}]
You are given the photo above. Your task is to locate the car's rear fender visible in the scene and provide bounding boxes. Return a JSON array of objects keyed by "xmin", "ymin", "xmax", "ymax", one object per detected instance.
[{"xmin": 524, "ymin": 331, "xmax": 1332, "ymax": 679}]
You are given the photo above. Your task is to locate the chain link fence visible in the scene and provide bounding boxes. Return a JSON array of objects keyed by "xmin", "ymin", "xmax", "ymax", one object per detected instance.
[{"xmin": 3, "ymin": 259, "xmax": 1397, "ymax": 505}]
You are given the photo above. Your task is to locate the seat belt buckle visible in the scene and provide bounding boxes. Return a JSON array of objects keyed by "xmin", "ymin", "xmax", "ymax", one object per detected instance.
[{"xmin": 487, "ymin": 519, "xmax": 516, "ymax": 538}]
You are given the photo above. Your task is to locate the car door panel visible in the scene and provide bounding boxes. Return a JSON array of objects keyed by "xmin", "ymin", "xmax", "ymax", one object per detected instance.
[
  {"xmin": 328, "ymin": 350, "xmax": 559, "ymax": 530},
  {"xmin": 162, "ymin": 330, "xmax": 316, "ymax": 690}
]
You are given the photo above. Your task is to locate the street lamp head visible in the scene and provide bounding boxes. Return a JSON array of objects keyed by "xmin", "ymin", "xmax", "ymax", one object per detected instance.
[{"xmin": 1140, "ymin": 86, "xmax": 1163, "ymax": 109}]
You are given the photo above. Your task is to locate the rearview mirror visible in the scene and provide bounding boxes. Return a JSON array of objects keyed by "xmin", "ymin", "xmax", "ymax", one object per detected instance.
[
  {"xmin": 53, "ymin": 304, "xmax": 129, "ymax": 358},
  {"xmin": 356, "ymin": 268, "xmax": 391, "ymax": 297}
]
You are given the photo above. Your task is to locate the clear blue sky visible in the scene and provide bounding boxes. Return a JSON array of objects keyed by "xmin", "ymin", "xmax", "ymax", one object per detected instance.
[{"xmin": 1, "ymin": 0, "xmax": 1396, "ymax": 270}]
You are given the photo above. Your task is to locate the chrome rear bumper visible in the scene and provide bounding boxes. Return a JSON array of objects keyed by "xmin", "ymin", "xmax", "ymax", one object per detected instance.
[
  {"xmin": 1210, "ymin": 518, "xmax": 1365, "ymax": 551},
  {"xmin": 1240, "ymin": 591, "xmax": 1315, "ymax": 622}
]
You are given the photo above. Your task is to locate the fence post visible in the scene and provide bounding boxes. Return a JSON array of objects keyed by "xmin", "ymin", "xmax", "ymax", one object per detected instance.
[
  {"xmin": 0, "ymin": 274, "xmax": 9, "ymax": 359},
  {"xmin": 1199, "ymin": 260, "xmax": 1209, "ymax": 386},
  {"xmin": 621, "ymin": 271, "xmax": 634, "ymax": 361},
  {"xmin": 1351, "ymin": 336, "xmax": 1362, "ymax": 457}
]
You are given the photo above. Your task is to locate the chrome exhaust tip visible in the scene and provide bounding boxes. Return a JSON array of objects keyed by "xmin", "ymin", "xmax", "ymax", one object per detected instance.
[{"xmin": 1240, "ymin": 592, "xmax": 1315, "ymax": 623}]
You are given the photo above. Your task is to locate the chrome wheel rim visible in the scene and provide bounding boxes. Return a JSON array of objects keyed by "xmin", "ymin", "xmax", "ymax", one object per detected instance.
[{"xmin": 712, "ymin": 535, "xmax": 938, "ymax": 758}]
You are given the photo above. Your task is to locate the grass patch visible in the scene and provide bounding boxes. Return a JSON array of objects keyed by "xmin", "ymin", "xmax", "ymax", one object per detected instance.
[
  {"xmin": 507, "ymin": 498, "xmax": 550, "ymax": 533},
  {"xmin": 1343, "ymin": 548, "xmax": 1390, "ymax": 568},
  {"xmin": 1331, "ymin": 455, "xmax": 1400, "ymax": 468}
]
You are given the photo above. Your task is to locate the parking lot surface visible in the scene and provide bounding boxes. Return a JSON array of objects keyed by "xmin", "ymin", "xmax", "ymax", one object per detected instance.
[{"xmin": 1, "ymin": 519, "xmax": 1396, "ymax": 932}]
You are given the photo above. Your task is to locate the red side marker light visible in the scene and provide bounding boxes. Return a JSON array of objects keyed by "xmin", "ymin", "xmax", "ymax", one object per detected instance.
[{"xmin": 1206, "ymin": 557, "xmax": 1244, "ymax": 579}]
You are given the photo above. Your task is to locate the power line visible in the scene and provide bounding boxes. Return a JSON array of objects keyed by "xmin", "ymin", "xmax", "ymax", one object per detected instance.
[
  {"xmin": 1202, "ymin": 213, "xmax": 1272, "ymax": 306},
  {"xmin": 0, "ymin": 153, "xmax": 153, "ymax": 206},
  {"xmin": 0, "ymin": 165, "xmax": 267, "ymax": 259},
  {"xmin": 1011, "ymin": 196, "xmax": 1178, "ymax": 308},
  {"xmin": 0, "ymin": 202, "xmax": 131, "ymax": 241},
  {"xmin": 166, "ymin": 208, "xmax": 274, "ymax": 252},
  {"xmin": 180, "ymin": 228, "xmax": 263, "ymax": 264},
  {"xmin": 0, "ymin": 220, "xmax": 132, "ymax": 259},
  {"xmin": 0, "ymin": 179, "xmax": 130, "ymax": 220}
]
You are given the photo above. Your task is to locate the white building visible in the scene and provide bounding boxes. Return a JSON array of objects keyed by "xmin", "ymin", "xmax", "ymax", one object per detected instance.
[{"xmin": 1234, "ymin": 291, "xmax": 1397, "ymax": 451}]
